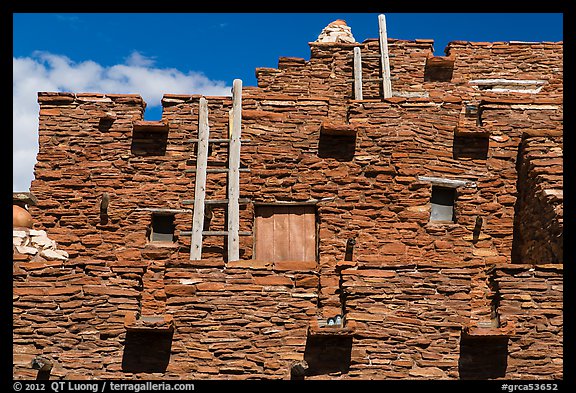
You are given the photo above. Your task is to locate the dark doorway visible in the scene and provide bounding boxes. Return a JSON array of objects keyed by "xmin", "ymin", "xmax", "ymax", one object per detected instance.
[
  {"xmin": 303, "ymin": 335, "xmax": 353, "ymax": 377},
  {"xmin": 122, "ymin": 330, "xmax": 174, "ymax": 373},
  {"xmin": 458, "ymin": 335, "xmax": 509, "ymax": 379}
]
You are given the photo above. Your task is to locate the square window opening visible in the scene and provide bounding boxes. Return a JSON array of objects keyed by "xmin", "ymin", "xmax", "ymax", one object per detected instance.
[
  {"xmin": 424, "ymin": 56, "xmax": 454, "ymax": 82},
  {"xmin": 150, "ymin": 214, "xmax": 175, "ymax": 243},
  {"xmin": 131, "ymin": 129, "xmax": 168, "ymax": 156},
  {"xmin": 430, "ymin": 186, "xmax": 456, "ymax": 223}
]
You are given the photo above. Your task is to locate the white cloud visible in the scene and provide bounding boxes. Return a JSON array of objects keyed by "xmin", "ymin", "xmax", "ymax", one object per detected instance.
[
  {"xmin": 13, "ymin": 51, "xmax": 231, "ymax": 192},
  {"xmin": 125, "ymin": 51, "xmax": 156, "ymax": 67}
]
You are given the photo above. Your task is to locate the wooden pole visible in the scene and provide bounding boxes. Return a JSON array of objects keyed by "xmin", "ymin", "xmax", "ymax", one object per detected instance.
[
  {"xmin": 228, "ymin": 79, "xmax": 242, "ymax": 261},
  {"xmin": 190, "ymin": 97, "xmax": 210, "ymax": 260},
  {"xmin": 353, "ymin": 47, "xmax": 363, "ymax": 100},
  {"xmin": 378, "ymin": 14, "xmax": 393, "ymax": 98}
]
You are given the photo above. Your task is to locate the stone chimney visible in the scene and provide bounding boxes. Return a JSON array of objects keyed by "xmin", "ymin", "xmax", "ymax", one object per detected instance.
[{"xmin": 315, "ymin": 19, "xmax": 356, "ymax": 43}]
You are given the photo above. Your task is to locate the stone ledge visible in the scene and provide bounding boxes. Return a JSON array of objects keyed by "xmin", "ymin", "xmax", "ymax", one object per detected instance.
[
  {"xmin": 166, "ymin": 258, "xmax": 226, "ymax": 268},
  {"xmin": 522, "ymin": 129, "xmax": 563, "ymax": 138},
  {"xmin": 274, "ymin": 260, "xmax": 317, "ymax": 271},
  {"xmin": 226, "ymin": 259, "xmax": 273, "ymax": 270},
  {"xmin": 308, "ymin": 318, "xmax": 355, "ymax": 337},
  {"xmin": 320, "ymin": 120, "xmax": 357, "ymax": 136},
  {"xmin": 124, "ymin": 312, "xmax": 174, "ymax": 333},
  {"xmin": 454, "ymin": 124, "xmax": 491, "ymax": 137},
  {"xmin": 132, "ymin": 120, "xmax": 169, "ymax": 133},
  {"xmin": 13, "ymin": 192, "xmax": 38, "ymax": 206},
  {"xmin": 488, "ymin": 263, "xmax": 563, "ymax": 272},
  {"xmin": 462, "ymin": 321, "xmax": 516, "ymax": 338}
]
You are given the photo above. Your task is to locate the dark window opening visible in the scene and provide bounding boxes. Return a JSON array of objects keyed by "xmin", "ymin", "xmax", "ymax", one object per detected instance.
[
  {"xmin": 453, "ymin": 135, "xmax": 489, "ymax": 160},
  {"xmin": 424, "ymin": 56, "xmax": 454, "ymax": 82},
  {"xmin": 318, "ymin": 133, "xmax": 356, "ymax": 161},
  {"xmin": 430, "ymin": 186, "xmax": 456, "ymax": 222},
  {"xmin": 131, "ymin": 122, "xmax": 169, "ymax": 156},
  {"xmin": 150, "ymin": 214, "xmax": 175, "ymax": 243}
]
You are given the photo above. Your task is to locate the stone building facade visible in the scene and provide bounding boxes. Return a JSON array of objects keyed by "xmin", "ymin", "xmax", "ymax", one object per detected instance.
[{"xmin": 13, "ymin": 19, "xmax": 563, "ymax": 380}]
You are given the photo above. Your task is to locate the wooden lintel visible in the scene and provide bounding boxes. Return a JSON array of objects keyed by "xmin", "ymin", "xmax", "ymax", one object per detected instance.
[
  {"xmin": 418, "ymin": 176, "xmax": 477, "ymax": 188},
  {"xmin": 253, "ymin": 197, "xmax": 335, "ymax": 206}
]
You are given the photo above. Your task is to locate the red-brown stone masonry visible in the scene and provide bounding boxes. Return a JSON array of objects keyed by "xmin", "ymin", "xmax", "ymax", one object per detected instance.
[
  {"xmin": 257, "ymin": 40, "xmax": 563, "ymax": 103},
  {"xmin": 18, "ymin": 38, "xmax": 563, "ymax": 380},
  {"xmin": 339, "ymin": 263, "xmax": 563, "ymax": 380},
  {"xmin": 446, "ymin": 41, "xmax": 563, "ymax": 95},
  {"xmin": 493, "ymin": 265, "xmax": 563, "ymax": 379},
  {"xmin": 512, "ymin": 134, "xmax": 563, "ymax": 265}
]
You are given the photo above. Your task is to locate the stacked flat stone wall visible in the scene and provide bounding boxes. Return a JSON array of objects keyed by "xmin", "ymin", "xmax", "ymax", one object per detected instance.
[
  {"xmin": 512, "ymin": 133, "xmax": 563, "ymax": 265},
  {"xmin": 15, "ymin": 32, "xmax": 562, "ymax": 380}
]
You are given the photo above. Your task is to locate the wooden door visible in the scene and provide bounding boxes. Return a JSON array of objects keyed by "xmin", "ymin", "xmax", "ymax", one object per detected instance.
[{"xmin": 254, "ymin": 205, "xmax": 316, "ymax": 262}]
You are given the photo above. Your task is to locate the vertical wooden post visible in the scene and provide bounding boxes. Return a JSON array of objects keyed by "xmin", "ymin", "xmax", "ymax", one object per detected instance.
[
  {"xmin": 190, "ymin": 97, "xmax": 210, "ymax": 260},
  {"xmin": 228, "ymin": 79, "xmax": 242, "ymax": 261},
  {"xmin": 353, "ymin": 46, "xmax": 363, "ymax": 100},
  {"xmin": 378, "ymin": 14, "xmax": 393, "ymax": 98}
]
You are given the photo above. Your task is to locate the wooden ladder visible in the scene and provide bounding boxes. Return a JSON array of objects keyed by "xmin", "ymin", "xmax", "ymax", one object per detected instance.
[
  {"xmin": 183, "ymin": 79, "xmax": 249, "ymax": 261},
  {"xmin": 352, "ymin": 14, "xmax": 392, "ymax": 100}
]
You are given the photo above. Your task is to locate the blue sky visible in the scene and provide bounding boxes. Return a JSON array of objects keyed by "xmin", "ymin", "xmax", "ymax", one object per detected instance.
[{"xmin": 13, "ymin": 13, "xmax": 563, "ymax": 191}]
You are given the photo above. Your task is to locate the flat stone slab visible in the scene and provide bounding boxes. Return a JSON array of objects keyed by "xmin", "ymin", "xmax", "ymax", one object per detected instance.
[{"xmin": 13, "ymin": 192, "xmax": 38, "ymax": 206}]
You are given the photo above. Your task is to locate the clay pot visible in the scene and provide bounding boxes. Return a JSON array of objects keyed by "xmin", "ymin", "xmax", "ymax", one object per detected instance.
[{"xmin": 13, "ymin": 205, "xmax": 33, "ymax": 228}]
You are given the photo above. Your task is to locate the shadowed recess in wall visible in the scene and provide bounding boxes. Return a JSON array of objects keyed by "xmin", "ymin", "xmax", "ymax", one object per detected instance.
[
  {"xmin": 458, "ymin": 335, "xmax": 508, "ymax": 379},
  {"xmin": 453, "ymin": 135, "xmax": 489, "ymax": 160},
  {"xmin": 318, "ymin": 134, "xmax": 357, "ymax": 161},
  {"xmin": 122, "ymin": 330, "xmax": 174, "ymax": 373},
  {"xmin": 303, "ymin": 336, "xmax": 353, "ymax": 376}
]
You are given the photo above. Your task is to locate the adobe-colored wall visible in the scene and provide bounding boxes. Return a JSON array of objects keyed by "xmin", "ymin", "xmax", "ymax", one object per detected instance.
[
  {"xmin": 512, "ymin": 133, "xmax": 563, "ymax": 265},
  {"xmin": 14, "ymin": 35, "xmax": 563, "ymax": 380}
]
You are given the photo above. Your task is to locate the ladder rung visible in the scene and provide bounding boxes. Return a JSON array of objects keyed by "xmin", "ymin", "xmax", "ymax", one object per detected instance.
[
  {"xmin": 188, "ymin": 138, "xmax": 251, "ymax": 143},
  {"xmin": 184, "ymin": 168, "xmax": 251, "ymax": 174},
  {"xmin": 187, "ymin": 158, "xmax": 227, "ymax": 163},
  {"xmin": 181, "ymin": 198, "xmax": 252, "ymax": 206},
  {"xmin": 136, "ymin": 207, "xmax": 193, "ymax": 214},
  {"xmin": 347, "ymin": 54, "xmax": 382, "ymax": 59},
  {"xmin": 180, "ymin": 230, "xmax": 252, "ymax": 236},
  {"xmin": 347, "ymin": 54, "xmax": 395, "ymax": 59},
  {"xmin": 347, "ymin": 78, "xmax": 383, "ymax": 83}
]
